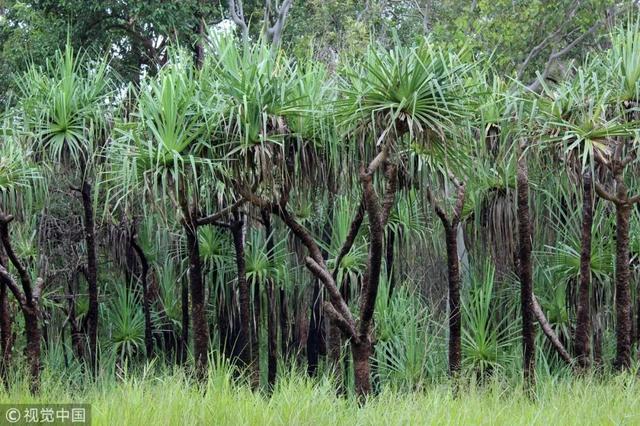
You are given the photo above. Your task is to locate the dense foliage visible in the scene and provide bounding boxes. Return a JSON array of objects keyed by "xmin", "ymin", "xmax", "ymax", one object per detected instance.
[{"xmin": 0, "ymin": 1, "xmax": 640, "ymax": 422}]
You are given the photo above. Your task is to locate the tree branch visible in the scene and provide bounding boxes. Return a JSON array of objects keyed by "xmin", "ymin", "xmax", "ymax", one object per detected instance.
[
  {"xmin": 323, "ymin": 301, "xmax": 357, "ymax": 341},
  {"xmin": 196, "ymin": 199, "xmax": 247, "ymax": 226}
]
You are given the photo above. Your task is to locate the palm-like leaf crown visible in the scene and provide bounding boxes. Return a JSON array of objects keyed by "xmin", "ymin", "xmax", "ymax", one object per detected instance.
[
  {"xmin": 337, "ymin": 40, "xmax": 470, "ymax": 145},
  {"xmin": 16, "ymin": 43, "xmax": 114, "ymax": 170},
  {"xmin": 611, "ymin": 17, "xmax": 640, "ymax": 102},
  {"xmin": 107, "ymin": 53, "xmax": 221, "ymax": 214}
]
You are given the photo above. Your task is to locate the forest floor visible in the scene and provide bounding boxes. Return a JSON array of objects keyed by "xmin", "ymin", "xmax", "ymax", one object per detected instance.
[{"xmin": 1, "ymin": 368, "xmax": 639, "ymax": 425}]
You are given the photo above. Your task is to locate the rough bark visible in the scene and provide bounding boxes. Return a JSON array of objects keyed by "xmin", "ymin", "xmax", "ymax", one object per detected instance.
[
  {"xmin": 279, "ymin": 286, "xmax": 289, "ymax": 359},
  {"xmin": 427, "ymin": 176, "xmax": 465, "ymax": 377},
  {"xmin": 445, "ymin": 226, "xmax": 462, "ymax": 375},
  {"xmin": 517, "ymin": 149, "xmax": 536, "ymax": 392},
  {"xmin": 81, "ymin": 182, "xmax": 99, "ymax": 373},
  {"xmin": 261, "ymin": 209, "xmax": 278, "ymax": 389},
  {"xmin": 231, "ymin": 217, "xmax": 254, "ymax": 374},
  {"xmin": 613, "ymin": 202, "xmax": 632, "ymax": 370},
  {"xmin": 23, "ymin": 308, "xmax": 41, "ymax": 395},
  {"xmin": 184, "ymin": 221, "xmax": 208, "ymax": 379},
  {"xmin": 0, "ymin": 248, "xmax": 12, "ymax": 389},
  {"xmin": 351, "ymin": 339, "xmax": 372, "ymax": 398},
  {"xmin": 574, "ymin": 171, "xmax": 593, "ymax": 369},
  {"xmin": 180, "ymin": 274, "xmax": 189, "ymax": 365},
  {"xmin": 0, "ymin": 212, "xmax": 43, "ymax": 394}
]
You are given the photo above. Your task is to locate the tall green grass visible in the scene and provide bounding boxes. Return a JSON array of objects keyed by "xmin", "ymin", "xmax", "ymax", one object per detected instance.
[{"xmin": 1, "ymin": 363, "xmax": 639, "ymax": 425}]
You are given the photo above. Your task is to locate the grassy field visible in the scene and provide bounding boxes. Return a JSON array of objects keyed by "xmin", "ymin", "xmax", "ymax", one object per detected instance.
[{"xmin": 1, "ymin": 367, "xmax": 639, "ymax": 425}]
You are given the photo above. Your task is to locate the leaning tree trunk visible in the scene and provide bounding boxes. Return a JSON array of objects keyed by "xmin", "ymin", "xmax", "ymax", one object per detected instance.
[
  {"xmin": 184, "ymin": 220, "xmax": 208, "ymax": 380},
  {"xmin": 574, "ymin": 171, "xmax": 593, "ymax": 369},
  {"xmin": 81, "ymin": 182, "xmax": 99, "ymax": 374},
  {"xmin": 517, "ymin": 148, "xmax": 536, "ymax": 393}
]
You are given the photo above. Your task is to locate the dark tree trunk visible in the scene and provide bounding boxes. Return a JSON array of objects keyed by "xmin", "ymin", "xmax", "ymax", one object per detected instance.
[
  {"xmin": 574, "ymin": 171, "xmax": 593, "ymax": 369},
  {"xmin": 326, "ymin": 270, "xmax": 343, "ymax": 379},
  {"xmin": 0, "ymin": 261, "xmax": 12, "ymax": 389},
  {"xmin": 261, "ymin": 209, "xmax": 278, "ymax": 388},
  {"xmin": 81, "ymin": 182, "xmax": 99, "ymax": 373},
  {"xmin": 444, "ymin": 225, "xmax": 461, "ymax": 375},
  {"xmin": 131, "ymin": 236, "xmax": 154, "ymax": 359},
  {"xmin": 23, "ymin": 307, "xmax": 41, "ymax": 395},
  {"xmin": 184, "ymin": 222, "xmax": 208, "ymax": 379},
  {"xmin": 428, "ymin": 177, "xmax": 465, "ymax": 377},
  {"xmin": 0, "ymin": 283, "xmax": 11, "ymax": 384},
  {"xmin": 0, "ymin": 213, "xmax": 43, "ymax": 395},
  {"xmin": 613, "ymin": 202, "xmax": 632, "ymax": 370},
  {"xmin": 517, "ymin": 150, "xmax": 536, "ymax": 392},
  {"xmin": 279, "ymin": 286, "xmax": 289, "ymax": 359},
  {"xmin": 593, "ymin": 277, "xmax": 604, "ymax": 368},
  {"xmin": 306, "ymin": 279, "xmax": 322, "ymax": 376},
  {"xmin": 351, "ymin": 339, "xmax": 372, "ymax": 399},
  {"xmin": 230, "ymin": 217, "xmax": 255, "ymax": 379},
  {"xmin": 180, "ymin": 274, "xmax": 189, "ymax": 365}
]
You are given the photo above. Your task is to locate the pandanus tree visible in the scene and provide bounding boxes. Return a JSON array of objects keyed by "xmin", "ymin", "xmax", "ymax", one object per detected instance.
[
  {"xmin": 540, "ymin": 34, "xmax": 640, "ymax": 369},
  {"xmin": 598, "ymin": 19, "xmax": 640, "ymax": 370},
  {"xmin": 14, "ymin": 44, "xmax": 115, "ymax": 372},
  {"xmin": 200, "ymin": 37, "xmax": 304, "ymax": 382},
  {"xmin": 107, "ymin": 55, "xmax": 234, "ymax": 380},
  {"xmin": 234, "ymin": 39, "xmax": 469, "ymax": 397},
  {"xmin": 0, "ymin": 138, "xmax": 44, "ymax": 393},
  {"xmin": 334, "ymin": 41, "xmax": 469, "ymax": 394},
  {"xmin": 539, "ymin": 67, "xmax": 619, "ymax": 369}
]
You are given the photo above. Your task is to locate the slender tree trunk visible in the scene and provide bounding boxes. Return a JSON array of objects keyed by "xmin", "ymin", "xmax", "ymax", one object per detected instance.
[
  {"xmin": 306, "ymin": 280, "xmax": 322, "ymax": 376},
  {"xmin": 230, "ymin": 217, "xmax": 255, "ymax": 381},
  {"xmin": 517, "ymin": 149, "xmax": 536, "ymax": 392},
  {"xmin": 279, "ymin": 286, "xmax": 289, "ymax": 359},
  {"xmin": 593, "ymin": 277, "xmax": 604, "ymax": 368},
  {"xmin": 180, "ymin": 274, "xmax": 189, "ymax": 365},
  {"xmin": 444, "ymin": 225, "xmax": 462, "ymax": 375},
  {"xmin": 0, "ymin": 213, "xmax": 43, "ymax": 395},
  {"xmin": 23, "ymin": 307, "xmax": 41, "ymax": 395},
  {"xmin": 0, "ymin": 259, "xmax": 12, "ymax": 389},
  {"xmin": 81, "ymin": 182, "xmax": 99, "ymax": 373},
  {"xmin": 613, "ymin": 201, "xmax": 632, "ymax": 370},
  {"xmin": 574, "ymin": 171, "xmax": 593, "ymax": 369},
  {"xmin": 261, "ymin": 209, "xmax": 278, "ymax": 388},
  {"xmin": 184, "ymin": 221, "xmax": 208, "ymax": 379}
]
